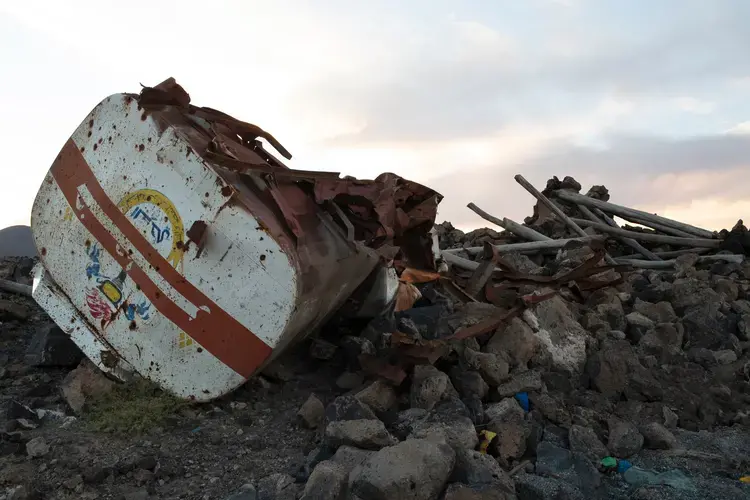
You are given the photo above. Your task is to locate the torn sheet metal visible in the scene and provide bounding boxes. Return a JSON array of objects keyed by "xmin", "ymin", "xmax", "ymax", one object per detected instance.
[{"xmin": 30, "ymin": 78, "xmax": 441, "ymax": 401}]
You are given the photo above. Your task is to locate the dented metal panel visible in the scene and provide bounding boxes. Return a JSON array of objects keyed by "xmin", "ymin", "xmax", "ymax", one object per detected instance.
[{"xmin": 30, "ymin": 79, "xmax": 441, "ymax": 401}]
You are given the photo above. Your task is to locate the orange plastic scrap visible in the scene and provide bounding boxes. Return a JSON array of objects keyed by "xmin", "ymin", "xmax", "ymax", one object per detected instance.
[
  {"xmin": 400, "ymin": 268, "xmax": 442, "ymax": 284},
  {"xmin": 394, "ymin": 282, "xmax": 422, "ymax": 312}
]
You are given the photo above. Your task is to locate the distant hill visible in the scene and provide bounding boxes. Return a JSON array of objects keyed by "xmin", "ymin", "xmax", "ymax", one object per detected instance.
[{"xmin": 0, "ymin": 225, "xmax": 38, "ymax": 258}]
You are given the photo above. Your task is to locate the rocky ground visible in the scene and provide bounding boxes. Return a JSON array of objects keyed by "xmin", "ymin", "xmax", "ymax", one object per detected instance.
[{"xmin": 3, "ymin": 178, "xmax": 750, "ymax": 499}]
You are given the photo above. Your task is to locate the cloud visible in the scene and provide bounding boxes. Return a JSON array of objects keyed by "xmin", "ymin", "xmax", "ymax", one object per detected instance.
[{"xmin": 672, "ymin": 97, "xmax": 715, "ymax": 114}]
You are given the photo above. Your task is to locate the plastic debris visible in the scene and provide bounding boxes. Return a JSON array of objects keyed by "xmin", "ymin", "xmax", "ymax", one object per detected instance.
[
  {"xmin": 617, "ymin": 459, "xmax": 632, "ymax": 474},
  {"xmin": 514, "ymin": 392, "xmax": 530, "ymax": 412},
  {"xmin": 600, "ymin": 457, "xmax": 618, "ymax": 470},
  {"xmin": 478, "ymin": 430, "xmax": 497, "ymax": 454},
  {"xmin": 740, "ymin": 476, "xmax": 750, "ymax": 484},
  {"xmin": 623, "ymin": 467, "xmax": 696, "ymax": 492}
]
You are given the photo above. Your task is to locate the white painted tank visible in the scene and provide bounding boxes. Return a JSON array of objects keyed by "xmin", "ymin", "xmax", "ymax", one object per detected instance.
[{"xmin": 30, "ymin": 87, "xmax": 394, "ymax": 401}]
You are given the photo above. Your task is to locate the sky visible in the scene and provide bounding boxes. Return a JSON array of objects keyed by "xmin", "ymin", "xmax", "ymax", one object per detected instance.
[{"xmin": 2, "ymin": 0, "xmax": 750, "ymax": 233}]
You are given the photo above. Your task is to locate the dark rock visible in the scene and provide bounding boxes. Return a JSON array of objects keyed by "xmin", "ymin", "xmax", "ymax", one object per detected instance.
[
  {"xmin": 325, "ymin": 419, "xmax": 396, "ymax": 450},
  {"xmin": 626, "ymin": 312, "xmax": 655, "ymax": 344},
  {"xmin": 137, "ymin": 455, "xmax": 158, "ymax": 471},
  {"xmin": 25, "ymin": 325, "xmax": 84, "ymax": 367},
  {"xmin": 391, "ymin": 408, "xmax": 428, "ymax": 440},
  {"xmin": 298, "ymin": 394, "xmax": 325, "ymax": 429},
  {"xmin": 83, "ymin": 466, "xmax": 113, "ymax": 484},
  {"xmin": 568, "ymin": 425, "xmax": 607, "ymax": 464},
  {"xmin": 349, "ymin": 439, "xmax": 455, "ymax": 500},
  {"xmin": 225, "ymin": 484, "xmax": 257, "ymax": 500},
  {"xmin": 535, "ymin": 442, "xmax": 573, "ymax": 477},
  {"xmin": 682, "ymin": 304, "xmax": 736, "ymax": 350},
  {"xmin": 325, "ymin": 395, "xmax": 377, "ymax": 423},
  {"xmin": 607, "ymin": 419, "xmax": 643, "ymax": 458},
  {"xmin": 301, "ymin": 461, "xmax": 347, "ymax": 500},
  {"xmin": 593, "ymin": 301, "xmax": 627, "ymax": 332},
  {"xmin": 257, "ymin": 473, "xmax": 296, "ymax": 500},
  {"xmin": 633, "ymin": 300, "xmax": 677, "ymax": 323},
  {"xmin": 514, "ymin": 473, "xmax": 583, "ymax": 500},
  {"xmin": 294, "ymin": 446, "xmax": 335, "ymax": 482},
  {"xmin": 640, "ymin": 422, "xmax": 677, "ymax": 449},
  {"xmin": 442, "ymin": 483, "xmax": 514, "ymax": 500},
  {"xmin": 6, "ymin": 400, "xmax": 37, "ymax": 421},
  {"xmin": 542, "ymin": 424, "xmax": 570, "ymax": 449},
  {"xmin": 463, "ymin": 396, "xmax": 485, "ymax": 426},
  {"xmin": 309, "ymin": 338, "xmax": 338, "ymax": 360},
  {"xmin": 450, "ymin": 368, "xmax": 490, "ymax": 400},
  {"xmin": 335, "ymin": 372, "xmax": 364, "ymax": 390},
  {"xmin": 542, "ymin": 371, "xmax": 573, "ymax": 393},
  {"xmin": 0, "ymin": 300, "xmax": 29, "ymax": 321}
]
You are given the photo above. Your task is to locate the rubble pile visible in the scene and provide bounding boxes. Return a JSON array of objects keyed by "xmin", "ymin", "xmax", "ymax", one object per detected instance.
[
  {"xmin": 274, "ymin": 174, "xmax": 750, "ymax": 499},
  {"xmin": 3, "ymin": 163, "xmax": 750, "ymax": 500}
]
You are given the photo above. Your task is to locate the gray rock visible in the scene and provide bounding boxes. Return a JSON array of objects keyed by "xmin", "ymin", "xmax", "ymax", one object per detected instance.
[
  {"xmin": 122, "ymin": 489, "xmax": 150, "ymax": 500},
  {"xmin": 568, "ymin": 425, "xmax": 607, "ymax": 464},
  {"xmin": 607, "ymin": 419, "xmax": 644, "ymax": 458},
  {"xmin": 451, "ymin": 449, "xmax": 513, "ymax": 490},
  {"xmin": 325, "ymin": 395, "xmax": 377, "ymax": 422},
  {"xmin": 633, "ymin": 299, "xmax": 677, "ymax": 323},
  {"xmin": 330, "ymin": 446, "xmax": 375, "ymax": 474},
  {"xmin": 442, "ymin": 483, "xmax": 515, "ymax": 500},
  {"xmin": 225, "ymin": 483, "xmax": 257, "ymax": 500},
  {"xmin": 60, "ymin": 360, "xmax": 116, "ymax": 414},
  {"xmin": 486, "ymin": 317, "xmax": 540, "ymax": 368},
  {"xmin": 409, "ymin": 415, "xmax": 478, "ymax": 451},
  {"xmin": 298, "ymin": 394, "xmax": 325, "ymax": 429},
  {"xmin": 671, "ymin": 278, "xmax": 722, "ymax": 313},
  {"xmin": 663, "ymin": 407, "xmax": 679, "ymax": 429},
  {"xmin": 301, "ymin": 461, "xmax": 348, "ymax": 500},
  {"xmin": 527, "ymin": 296, "xmax": 589, "ymax": 374},
  {"xmin": 640, "ymin": 422, "xmax": 677, "ymax": 449},
  {"xmin": 593, "ymin": 301, "xmax": 627, "ymax": 332},
  {"xmin": 25, "ymin": 324, "xmax": 83, "ymax": 367},
  {"xmin": 714, "ymin": 349, "xmax": 738, "ymax": 365},
  {"xmin": 514, "ymin": 473, "xmax": 583, "ymax": 500},
  {"xmin": 626, "ymin": 312, "xmax": 655, "ymax": 343},
  {"xmin": 410, "ymin": 365, "xmax": 457, "ymax": 411},
  {"xmin": 495, "ymin": 371, "xmax": 542, "ymax": 399},
  {"xmin": 356, "ymin": 381, "xmax": 397, "ymax": 413},
  {"xmin": 325, "ymin": 420, "xmax": 397, "ymax": 450},
  {"xmin": 350, "ymin": 439, "xmax": 455, "ymax": 500},
  {"xmin": 257, "ymin": 473, "xmax": 297, "ymax": 500},
  {"xmin": 715, "ymin": 278, "xmax": 739, "ymax": 301},
  {"xmin": 26, "ymin": 437, "xmax": 49, "ymax": 458},
  {"xmin": 485, "ymin": 399, "xmax": 529, "ymax": 466},
  {"xmin": 535, "ymin": 442, "xmax": 573, "ymax": 477},
  {"xmin": 464, "ymin": 349, "xmax": 509, "ymax": 387}
]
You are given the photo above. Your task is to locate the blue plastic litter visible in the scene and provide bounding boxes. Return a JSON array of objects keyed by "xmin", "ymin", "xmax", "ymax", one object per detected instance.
[
  {"xmin": 617, "ymin": 459, "xmax": 632, "ymax": 474},
  {"xmin": 515, "ymin": 392, "xmax": 530, "ymax": 412}
]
